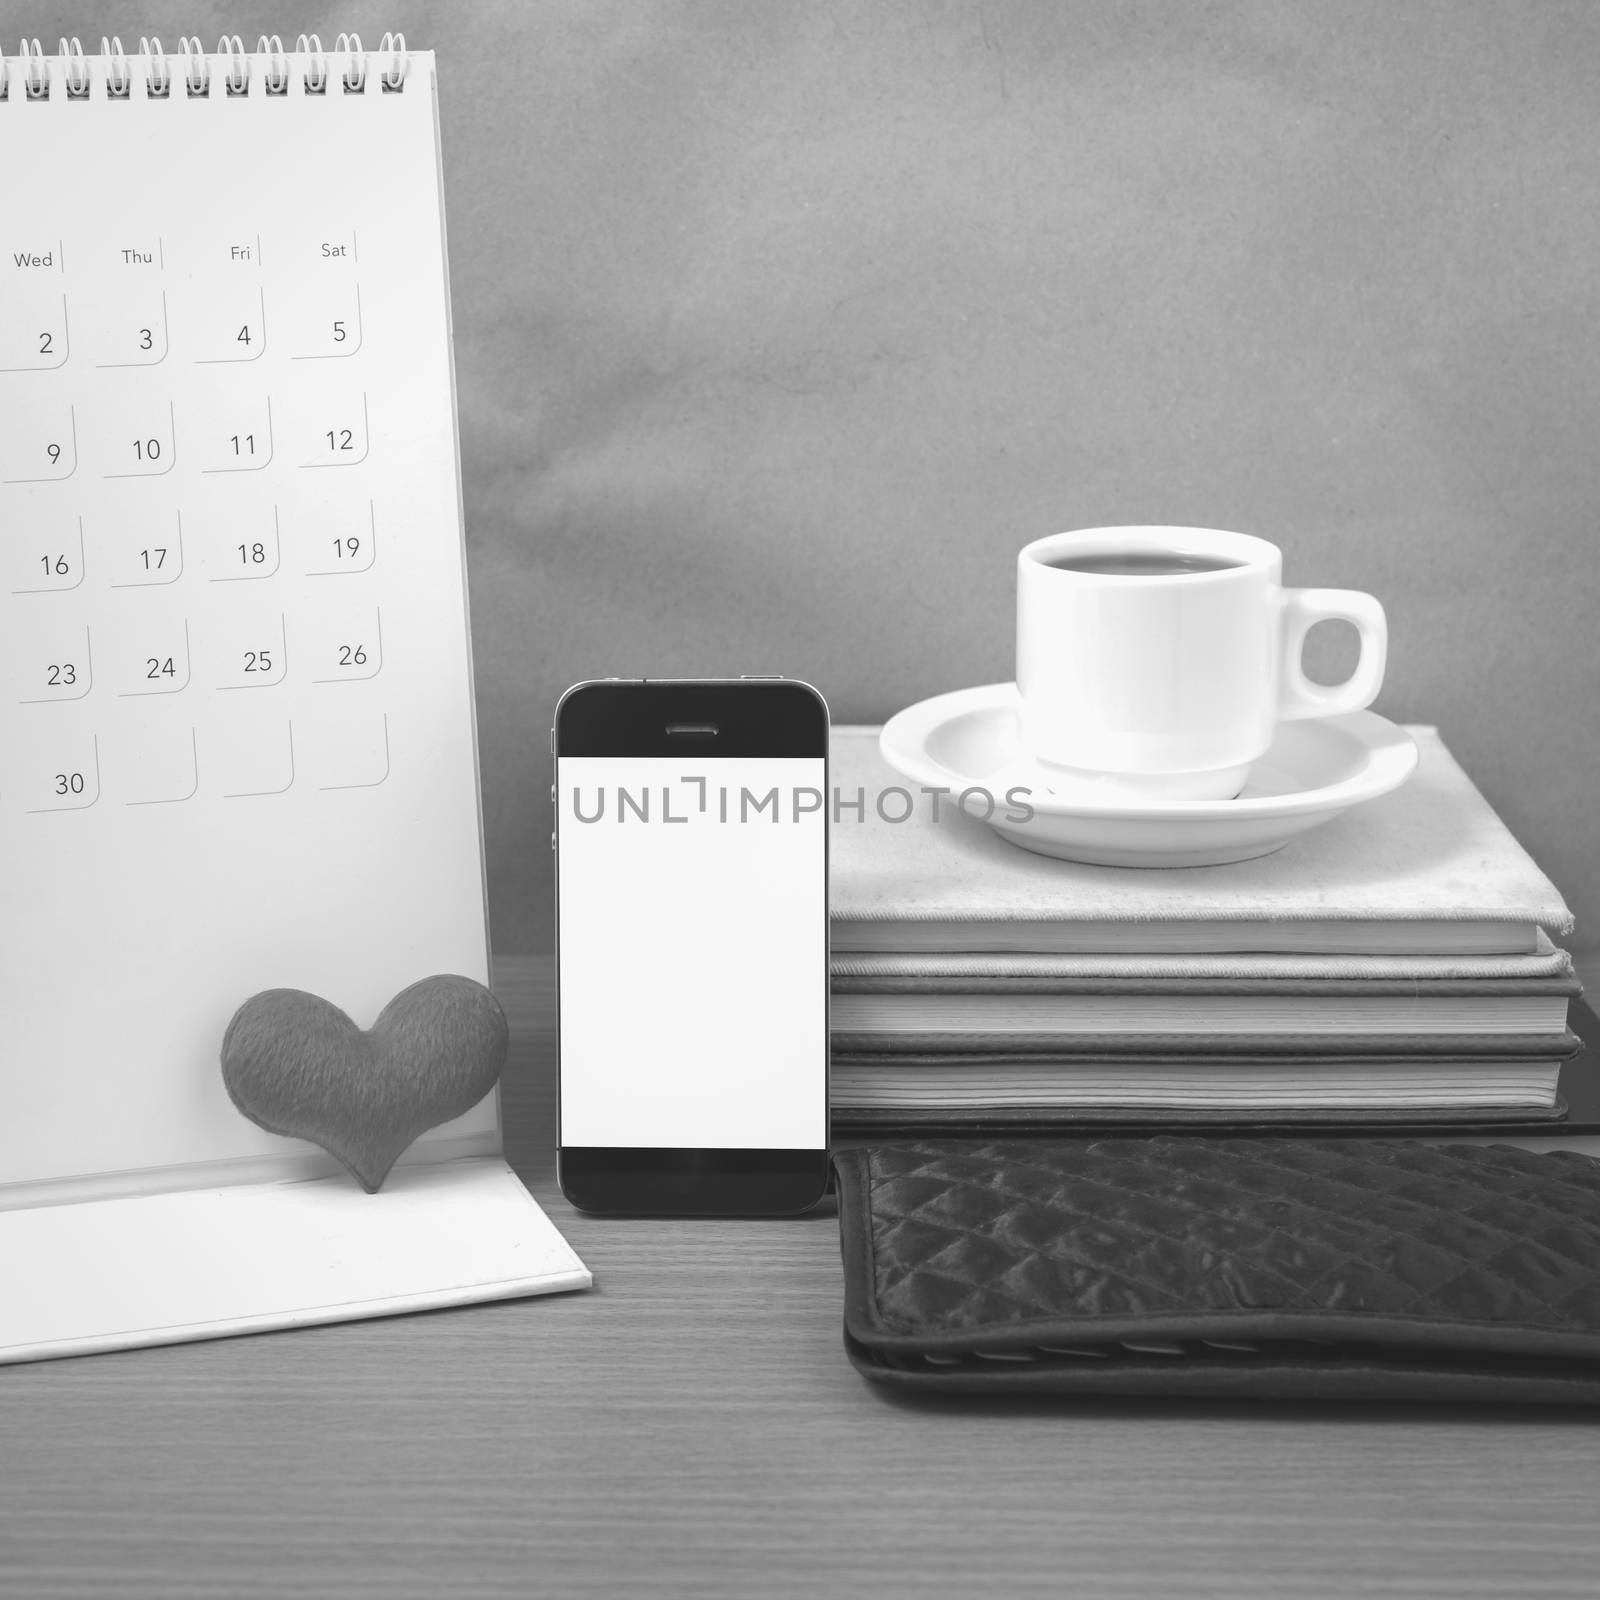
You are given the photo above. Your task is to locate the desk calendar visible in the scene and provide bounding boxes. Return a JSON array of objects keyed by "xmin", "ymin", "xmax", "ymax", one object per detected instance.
[{"xmin": 0, "ymin": 37, "xmax": 588, "ymax": 1362}]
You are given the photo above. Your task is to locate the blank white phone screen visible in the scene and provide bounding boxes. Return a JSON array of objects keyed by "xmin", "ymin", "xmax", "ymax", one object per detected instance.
[{"xmin": 557, "ymin": 756, "xmax": 827, "ymax": 1149}]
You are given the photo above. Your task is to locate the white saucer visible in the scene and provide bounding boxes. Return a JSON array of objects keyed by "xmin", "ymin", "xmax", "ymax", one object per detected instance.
[{"xmin": 878, "ymin": 684, "xmax": 1418, "ymax": 868}]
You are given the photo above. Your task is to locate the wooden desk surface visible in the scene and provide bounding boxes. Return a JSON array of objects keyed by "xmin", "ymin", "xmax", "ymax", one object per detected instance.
[{"xmin": 7, "ymin": 956, "xmax": 1600, "ymax": 1600}]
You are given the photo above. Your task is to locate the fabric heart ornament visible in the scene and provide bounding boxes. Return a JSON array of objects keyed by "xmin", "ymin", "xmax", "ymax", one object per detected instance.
[{"xmin": 221, "ymin": 975, "xmax": 508, "ymax": 1192}]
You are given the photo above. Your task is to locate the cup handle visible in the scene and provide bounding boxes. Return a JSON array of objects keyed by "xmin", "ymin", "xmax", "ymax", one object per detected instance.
[{"xmin": 1277, "ymin": 588, "xmax": 1388, "ymax": 720}]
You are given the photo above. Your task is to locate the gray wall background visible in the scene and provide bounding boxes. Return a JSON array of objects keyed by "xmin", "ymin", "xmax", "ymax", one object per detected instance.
[{"xmin": 22, "ymin": 1, "xmax": 1600, "ymax": 959}]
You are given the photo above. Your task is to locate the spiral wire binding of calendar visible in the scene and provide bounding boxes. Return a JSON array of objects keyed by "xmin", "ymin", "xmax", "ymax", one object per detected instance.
[{"xmin": 0, "ymin": 32, "xmax": 409, "ymax": 100}]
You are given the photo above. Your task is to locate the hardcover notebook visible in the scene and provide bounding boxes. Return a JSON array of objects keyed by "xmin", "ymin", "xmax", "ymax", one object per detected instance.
[
  {"xmin": 830, "ymin": 725, "xmax": 1573, "ymax": 955},
  {"xmin": 830, "ymin": 1056, "xmax": 1569, "ymax": 1115},
  {"xmin": 829, "ymin": 978, "xmax": 1578, "ymax": 1038},
  {"xmin": 0, "ymin": 36, "xmax": 588, "ymax": 1363},
  {"xmin": 830, "ymin": 998, "xmax": 1600, "ymax": 1141},
  {"xmin": 830, "ymin": 941, "xmax": 1582, "ymax": 1050}
]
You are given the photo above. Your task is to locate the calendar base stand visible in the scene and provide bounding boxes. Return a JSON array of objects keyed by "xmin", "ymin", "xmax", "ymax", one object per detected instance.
[{"xmin": 0, "ymin": 1155, "xmax": 590, "ymax": 1364}]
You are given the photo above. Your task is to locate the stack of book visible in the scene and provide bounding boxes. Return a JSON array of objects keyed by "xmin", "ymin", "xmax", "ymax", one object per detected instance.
[{"xmin": 829, "ymin": 724, "xmax": 1582, "ymax": 1131}]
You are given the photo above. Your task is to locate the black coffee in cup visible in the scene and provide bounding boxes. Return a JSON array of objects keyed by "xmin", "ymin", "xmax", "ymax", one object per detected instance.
[{"xmin": 1044, "ymin": 551, "xmax": 1245, "ymax": 577}]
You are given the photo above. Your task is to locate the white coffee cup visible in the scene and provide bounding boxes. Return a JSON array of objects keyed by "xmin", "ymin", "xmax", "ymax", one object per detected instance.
[{"xmin": 1015, "ymin": 526, "xmax": 1387, "ymax": 802}]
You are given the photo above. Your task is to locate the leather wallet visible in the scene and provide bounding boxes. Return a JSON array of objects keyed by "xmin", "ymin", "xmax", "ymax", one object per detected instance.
[{"xmin": 834, "ymin": 1137, "xmax": 1600, "ymax": 1403}]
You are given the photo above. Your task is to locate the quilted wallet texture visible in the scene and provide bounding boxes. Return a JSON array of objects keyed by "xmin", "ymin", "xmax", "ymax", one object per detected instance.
[{"xmin": 834, "ymin": 1138, "xmax": 1600, "ymax": 1403}]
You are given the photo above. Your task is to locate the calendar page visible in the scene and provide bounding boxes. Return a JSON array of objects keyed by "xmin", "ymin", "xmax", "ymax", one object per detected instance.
[{"xmin": 0, "ymin": 42, "xmax": 497, "ymax": 1194}]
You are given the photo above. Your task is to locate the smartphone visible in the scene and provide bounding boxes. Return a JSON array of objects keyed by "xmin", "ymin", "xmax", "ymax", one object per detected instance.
[{"xmin": 553, "ymin": 678, "xmax": 830, "ymax": 1216}]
